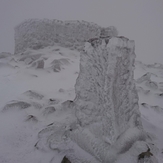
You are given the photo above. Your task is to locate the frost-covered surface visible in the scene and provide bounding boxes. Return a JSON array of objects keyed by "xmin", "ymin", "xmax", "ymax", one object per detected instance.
[
  {"xmin": 14, "ymin": 19, "xmax": 118, "ymax": 54},
  {"xmin": 75, "ymin": 37, "xmax": 140, "ymax": 136},
  {"xmin": 0, "ymin": 44, "xmax": 163, "ymax": 162}
]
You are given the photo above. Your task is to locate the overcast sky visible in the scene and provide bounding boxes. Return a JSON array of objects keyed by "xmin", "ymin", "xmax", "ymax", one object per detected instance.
[{"xmin": 0, "ymin": 0, "xmax": 163, "ymax": 63}]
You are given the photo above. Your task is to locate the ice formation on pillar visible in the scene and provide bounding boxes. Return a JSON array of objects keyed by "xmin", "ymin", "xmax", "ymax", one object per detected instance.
[{"xmin": 74, "ymin": 36, "xmax": 142, "ymax": 143}]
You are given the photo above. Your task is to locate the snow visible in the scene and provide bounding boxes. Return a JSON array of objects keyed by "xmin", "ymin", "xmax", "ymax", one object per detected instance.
[
  {"xmin": 0, "ymin": 47, "xmax": 80, "ymax": 162},
  {"xmin": 0, "ymin": 43, "xmax": 163, "ymax": 162}
]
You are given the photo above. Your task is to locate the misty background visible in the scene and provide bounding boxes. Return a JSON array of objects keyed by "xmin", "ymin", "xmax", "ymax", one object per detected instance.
[{"xmin": 0, "ymin": 0, "xmax": 163, "ymax": 63}]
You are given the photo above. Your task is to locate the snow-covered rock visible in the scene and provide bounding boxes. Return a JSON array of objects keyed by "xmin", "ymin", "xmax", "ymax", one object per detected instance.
[
  {"xmin": 137, "ymin": 73, "xmax": 152, "ymax": 84},
  {"xmin": 32, "ymin": 59, "xmax": 44, "ymax": 69},
  {"xmin": 74, "ymin": 37, "xmax": 141, "ymax": 137},
  {"xmin": 50, "ymin": 58, "xmax": 70, "ymax": 72},
  {"xmin": 14, "ymin": 19, "xmax": 118, "ymax": 54},
  {"xmin": 22, "ymin": 90, "xmax": 44, "ymax": 100},
  {"xmin": 69, "ymin": 37, "xmax": 155, "ymax": 162},
  {"xmin": 147, "ymin": 63, "xmax": 163, "ymax": 69},
  {"xmin": 2, "ymin": 101, "xmax": 31, "ymax": 112},
  {"xmin": 19, "ymin": 53, "xmax": 42, "ymax": 64},
  {"xmin": 145, "ymin": 80, "xmax": 158, "ymax": 90},
  {"xmin": 137, "ymin": 86, "xmax": 150, "ymax": 94}
]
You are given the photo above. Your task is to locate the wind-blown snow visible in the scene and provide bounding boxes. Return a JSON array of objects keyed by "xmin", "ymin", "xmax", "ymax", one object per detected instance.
[{"xmin": 0, "ymin": 39, "xmax": 163, "ymax": 162}]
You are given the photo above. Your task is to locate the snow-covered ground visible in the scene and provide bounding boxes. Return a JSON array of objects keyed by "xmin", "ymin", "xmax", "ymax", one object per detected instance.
[{"xmin": 0, "ymin": 46, "xmax": 163, "ymax": 162}]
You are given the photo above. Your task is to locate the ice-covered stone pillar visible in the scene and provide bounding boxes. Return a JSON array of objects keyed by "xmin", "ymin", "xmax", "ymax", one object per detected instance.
[{"xmin": 74, "ymin": 36, "xmax": 142, "ymax": 143}]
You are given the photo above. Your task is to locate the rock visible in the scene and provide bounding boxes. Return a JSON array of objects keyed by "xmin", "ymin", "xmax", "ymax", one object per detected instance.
[
  {"xmin": 136, "ymin": 86, "xmax": 150, "ymax": 94},
  {"xmin": 2, "ymin": 101, "xmax": 31, "ymax": 112},
  {"xmin": 43, "ymin": 106, "xmax": 56, "ymax": 115},
  {"xmin": 0, "ymin": 52, "xmax": 12, "ymax": 59},
  {"xmin": 145, "ymin": 80, "xmax": 158, "ymax": 90},
  {"xmin": 51, "ymin": 58, "xmax": 70, "ymax": 66},
  {"xmin": 31, "ymin": 59, "xmax": 44, "ymax": 69},
  {"xmin": 54, "ymin": 48, "xmax": 60, "ymax": 51},
  {"xmin": 62, "ymin": 100, "xmax": 74, "ymax": 108},
  {"xmin": 151, "ymin": 105, "xmax": 163, "ymax": 113},
  {"xmin": 48, "ymin": 98, "xmax": 60, "ymax": 105},
  {"xmin": 51, "ymin": 63, "xmax": 61, "ymax": 72},
  {"xmin": 24, "ymin": 57, "xmax": 33, "ymax": 64},
  {"xmin": 19, "ymin": 53, "xmax": 42, "ymax": 63},
  {"xmin": 141, "ymin": 103, "xmax": 149, "ymax": 108},
  {"xmin": 31, "ymin": 102, "xmax": 42, "ymax": 109},
  {"xmin": 50, "ymin": 58, "xmax": 70, "ymax": 72},
  {"xmin": 147, "ymin": 62, "xmax": 163, "ymax": 69},
  {"xmin": 59, "ymin": 88, "xmax": 65, "ymax": 93},
  {"xmin": 61, "ymin": 156, "xmax": 71, "ymax": 163},
  {"xmin": 14, "ymin": 19, "xmax": 118, "ymax": 54},
  {"xmin": 159, "ymin": 93, "xmax": 163, "ymax": 96},
  {"xmin": 25, "ymin": 115, "xmax": 38, "ymax": 123},
  {"xmin": 136, "ymin": 73, "xmax": 151, "ymax": 84},
  {"xmin": 36, "ymin": 59, "xmax": 44, "ymax": 69},
  {"xmin": 23, "ymin": 90, "xmax": 44, "ymax": 100}
]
